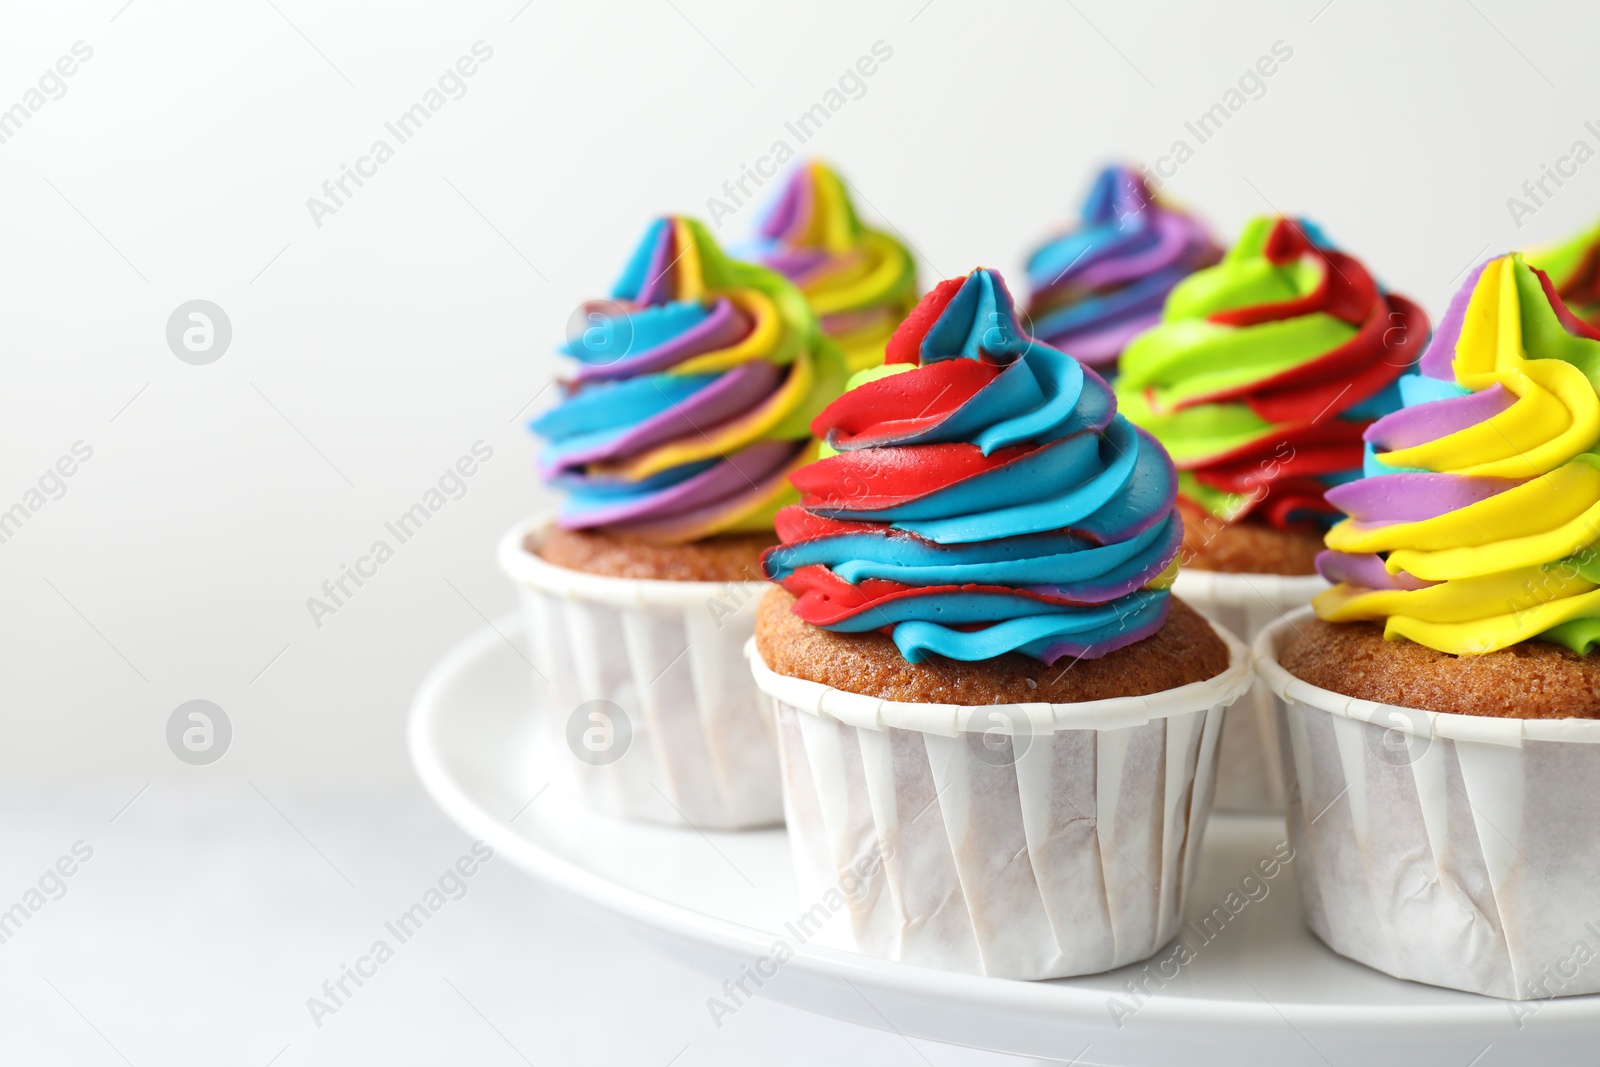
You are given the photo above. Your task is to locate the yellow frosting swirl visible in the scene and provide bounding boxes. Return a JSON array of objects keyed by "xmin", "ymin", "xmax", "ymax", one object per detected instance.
[
  {"xmin": 755, "ymin": 161, "xmax": 918, "ymax": 374},
  {"xmin": 1315, "ymin": 254, "xmax": 1600, "ymax": 654}
]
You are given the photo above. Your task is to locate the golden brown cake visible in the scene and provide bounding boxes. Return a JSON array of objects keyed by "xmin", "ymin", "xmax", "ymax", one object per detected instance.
[
  {"xmin": 534, "ymin": 527, "xmax": 775, "ymax": 583},
  {"xmin": 755, "ymin": 587, "xmax": 1228, "ymax": 705},
  {"xmin": 1178, "ymin": 502, "xmax": 1322, "ymax": 576},
  {"xmin": 1279, "ymin": 618, "xmax": 1600, "ymax": 719}
]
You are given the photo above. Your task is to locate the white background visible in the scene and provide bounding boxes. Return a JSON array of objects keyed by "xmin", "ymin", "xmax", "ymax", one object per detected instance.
[{"xmin": 2, "ymin": 0, "xmax": 1597, "ymax": 1063}]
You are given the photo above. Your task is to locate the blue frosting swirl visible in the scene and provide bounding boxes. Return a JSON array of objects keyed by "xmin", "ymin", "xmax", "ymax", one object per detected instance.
[{"xmin": 762, "ymin": 267, "xmax": 1184, "ymax": 664}]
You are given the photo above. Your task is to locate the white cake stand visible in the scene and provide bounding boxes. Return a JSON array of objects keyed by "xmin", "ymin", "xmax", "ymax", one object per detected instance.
[{"xmin": 409, "ymin": 618, "xmax": 1600, "ymax": 1065}]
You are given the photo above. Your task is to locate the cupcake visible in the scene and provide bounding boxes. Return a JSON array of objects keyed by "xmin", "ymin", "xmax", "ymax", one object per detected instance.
[
  {"xmin": 749, "ymin": 268, "xmax": 1253, "ymax": 979},
  {"xmin": 1116, "ymin": 216, "xmax": 1430, "ymax": 811},
  {"xmin": 1257, "ymin": 252, "xmax": 1600, "ymax": 1000},
  {"xmin": 1023, "ymin": 164, "xmax": 1220, "ymax": 376},
  {"xmin": 749, "ymin": 160, "xmax": 918, "ymax": 375},
  {"xmin": 1526, "ymin": 219, "xmax": 1600, "ymax": 330},
  {"xmin": 501, "ymin": 215, "xmax": 847, "ymax": 829}
]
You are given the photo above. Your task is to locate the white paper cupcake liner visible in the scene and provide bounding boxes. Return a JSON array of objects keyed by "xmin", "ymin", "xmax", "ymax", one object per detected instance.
[
  {"xmin": 748, "ymin": 621, "xmax": 1254, "ymax": 980},
  {"xmin": 1172, "ymin": 569, "xmax": 1327, "ymax": 813},
  {"xmin": 1256, "ymin": 608, "xmax": 1600, "ymax": 1001},
  {"xmin": 498, "ymin": 517, "xmax": 783, "ymax": 830}
]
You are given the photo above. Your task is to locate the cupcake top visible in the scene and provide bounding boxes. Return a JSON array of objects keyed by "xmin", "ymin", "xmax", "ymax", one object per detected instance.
[
  {"xmin": 761, "ymin": 268, "xmax": 1183, "ymax": 665},
  {"xmin": 1116, "ymin": 216, "xmax": 1430, "ymax": 532},
  {"xmin": 749, "ymin": 161, "xmax": 918, "ymax": 375},
  {"xmin": 533, "ymin": 216, "xmax": 847, "ymax": 544},
  {"xmin": 1024, "ymin": 165, "xmax": 1221, "ymax": 373},
  {"xmin": 1314, "ymin": 252, "xmax": 1600, "ymax": 656},
  {"xmin": 1527, "ymin": 220, "xmax": 1600, "ymax": 331}
]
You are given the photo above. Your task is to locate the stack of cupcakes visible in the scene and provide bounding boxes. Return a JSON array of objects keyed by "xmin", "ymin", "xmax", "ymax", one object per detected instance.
[
  {"xmin": 1116, "ymin": 216, "xmax": 1430, "ymax": 810},
  {"xmin": 749, "ymin": 160, "xmax": 918, "ymax": 374},
  {"xmin": 501, "ymin": 215, "xmax": 847, "ymax": 829},
  {"xmin": 500, "ymin": 168, "xmax": 1600, "ymax": 1001},
  {"xmin": 751, "ymin": 268, "xmax": 1252, "ymax": 979},
  {"xmin": 1257, "ymin": 251, "xmax": 1600, "ymax": 1000}
]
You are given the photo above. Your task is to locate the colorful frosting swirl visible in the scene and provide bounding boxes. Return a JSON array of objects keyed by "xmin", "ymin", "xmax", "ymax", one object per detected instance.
[
  {"xmin": 1116, "ymin": 217, "xmax": 1430, "ymax": 531},
  {"xmin": 762, "ymin": 268, "xmax": 1183, "ymax": 665},
  {"xmin": 1025, "ymin": 165, "xmax": 1221, "ymax": 372},
  {"xmin": 750, "ymin": 161, "xmax": 918, "ymax": 375},
  {"xmin": 533, "ymin": 217, "xmax": 847, "ymax": 543},
  {"xmin": 1527, "ymin": 220, "xmax": 1600, "ymax": 330},
  {"xmin": 1314, "ymin": 253, "xmax": 1600, "ymax": 656}
]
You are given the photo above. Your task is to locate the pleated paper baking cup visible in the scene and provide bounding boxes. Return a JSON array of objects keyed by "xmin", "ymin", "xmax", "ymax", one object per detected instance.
[
  {"xmin": 1256, "ymin": 608, "xmax": 1600, "ymax": 1001},
  {"xmin": 1172, "ymin": 569, "xmax": 1327, "ymax": 814},
  {"xmin": 748, "ymin": 622, "xmax": 1253, "ymax": 980},
  {"xmin": 498, "ymin": 517, "xmax": 783, "ymax": 830}
]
